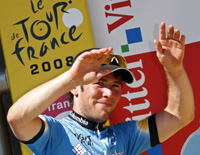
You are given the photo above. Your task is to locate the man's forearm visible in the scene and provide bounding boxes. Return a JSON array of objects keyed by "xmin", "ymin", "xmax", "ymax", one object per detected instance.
[
  {"xmin": 165, "ymin": 66, "xmax": 195, "ymax": 124},
  {"xmin": 7, "ymin": 70, "xmax": 77, "ymax": 128},
  {"xmin": 156, "ymin": 66, "xmax": 195, "ymax": 142}
]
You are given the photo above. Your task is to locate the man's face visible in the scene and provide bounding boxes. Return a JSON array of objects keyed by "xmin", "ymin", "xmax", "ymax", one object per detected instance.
[{"xmin": 73, "ymin": 73, "xmax": 122, "ymax": 123}]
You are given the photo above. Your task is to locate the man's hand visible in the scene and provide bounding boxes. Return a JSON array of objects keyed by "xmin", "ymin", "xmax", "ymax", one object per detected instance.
[
  {"xmin": 69, "ymin": 47, "xmax": 113, "ymax": 86},
  {"xmin": 154, "ymin": 22, "xmax": 186, "ymax": 72}
]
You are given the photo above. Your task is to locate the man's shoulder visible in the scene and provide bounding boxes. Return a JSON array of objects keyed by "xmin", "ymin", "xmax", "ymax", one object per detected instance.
[{"xmin": 108, "ymin": 120, "xmax": 139, "ymax": 131}]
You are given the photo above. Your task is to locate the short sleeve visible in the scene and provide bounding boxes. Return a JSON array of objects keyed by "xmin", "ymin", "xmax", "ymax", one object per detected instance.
[{"xmin": 25, "ymin": 115, "xmax": 66, "ymax": 154}]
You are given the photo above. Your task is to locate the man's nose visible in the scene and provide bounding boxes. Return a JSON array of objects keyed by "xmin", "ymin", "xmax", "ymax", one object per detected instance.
[{"xmin": 102, "ymin": 87, "xmax": 112, "ymax": 97}]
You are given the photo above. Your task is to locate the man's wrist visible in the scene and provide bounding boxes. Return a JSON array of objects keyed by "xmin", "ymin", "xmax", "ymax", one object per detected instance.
[{"xmin": 164, "ymin": 64, "xmax": 185, "ymax": 75}]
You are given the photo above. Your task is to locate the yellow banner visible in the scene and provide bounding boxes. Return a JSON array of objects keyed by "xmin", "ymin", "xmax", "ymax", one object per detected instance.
[
  {"xmin": 0, "ymin": 0, "xmax": 94, "ymax": 154},
  {"xmin": 0, "ymin": 0, "xmax": 94, "ymax": 101}
]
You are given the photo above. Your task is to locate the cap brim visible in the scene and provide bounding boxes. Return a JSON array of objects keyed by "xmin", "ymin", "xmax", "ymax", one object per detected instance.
[{"xmin": 99, "ymin": 65, "xmax": 134, "ymax": 83}]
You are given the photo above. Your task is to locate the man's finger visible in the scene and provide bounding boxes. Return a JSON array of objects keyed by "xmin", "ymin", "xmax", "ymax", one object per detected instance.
[
  {"xmin": 159, "ymin": 22, "xmax": 166, "ymax": 40},
  {"xmin": 98, "ymin": 47, "xmax": 113, "ymax": 62},
  {"xmin": 167, "ymin": 25, "xmax": 174, "ymax": 39},
  {"xmin": 174, "ymin": 29, "xmax": 180, "ymax": 41},
  {"xmin": 154, "ymin": 39, "xmax": 163, "ymax": 54},
  {"xmin": 180, "ymin": 35, "xmax": 186, "ymax": 45}
]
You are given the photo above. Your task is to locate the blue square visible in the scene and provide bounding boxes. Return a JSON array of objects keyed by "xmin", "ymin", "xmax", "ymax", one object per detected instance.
[{"xmin": 126, "ymin": 27, "xmax": 143, "ymax": 44}]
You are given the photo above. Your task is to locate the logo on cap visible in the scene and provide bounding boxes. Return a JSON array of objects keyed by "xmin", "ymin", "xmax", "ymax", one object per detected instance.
[{"xmin": 110, "ymin": 57, "xmax": 119, "ymax": 66}]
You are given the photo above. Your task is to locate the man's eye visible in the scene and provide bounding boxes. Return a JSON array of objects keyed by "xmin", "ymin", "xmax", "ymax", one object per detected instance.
[
  {"xmin": 112, "ymin": 84, "xmax": 120, "ymax": 88},
  {"xmin": 95, "ymin": 82, "xmax": 103, "ymax": 86}
]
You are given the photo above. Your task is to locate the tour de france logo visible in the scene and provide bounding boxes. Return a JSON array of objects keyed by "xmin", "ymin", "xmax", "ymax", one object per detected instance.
[{"xmin": 11, "ymin": 0, "xmax": 84, "ymax": 75}]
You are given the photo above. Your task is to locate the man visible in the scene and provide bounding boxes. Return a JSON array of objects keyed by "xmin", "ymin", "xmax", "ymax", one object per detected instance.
[{"xmin": 7, "ymin": 22, "xmax": 194, "ymax": 155}]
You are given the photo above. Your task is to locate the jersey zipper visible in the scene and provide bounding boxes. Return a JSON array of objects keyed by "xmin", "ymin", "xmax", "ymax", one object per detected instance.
[{"xmin": 96, "ymin": 124, "xmax": 101, "ymax": 138}]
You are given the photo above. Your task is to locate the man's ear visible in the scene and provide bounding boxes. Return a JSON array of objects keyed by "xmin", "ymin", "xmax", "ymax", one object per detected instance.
[
  {"xmin": 70, "ymin": 87, "xmax": 79, "ymax": 96},
  {"xmin": 70, "ymin": 86, "xmax": 84, "ymax": 96}
]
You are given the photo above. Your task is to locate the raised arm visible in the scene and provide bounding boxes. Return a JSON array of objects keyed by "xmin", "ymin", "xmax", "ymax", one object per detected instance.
[
  {"xmin": 7, "ymin": 47, "xmax": 113, "ymax": 142},
  {"xmin": 154, "ymin": 22, "xmax": 195, "ymax": 142}
]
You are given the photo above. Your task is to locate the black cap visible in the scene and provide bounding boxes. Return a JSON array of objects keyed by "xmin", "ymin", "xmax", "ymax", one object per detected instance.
[{"xmin": 98, "ymin": 64, "xmax": 134, "ymax": 84}]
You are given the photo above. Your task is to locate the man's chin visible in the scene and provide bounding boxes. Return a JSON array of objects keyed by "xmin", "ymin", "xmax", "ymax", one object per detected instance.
[{"xmin": 96, "ymin": 111, "xmax": 112, "ymax": 122}]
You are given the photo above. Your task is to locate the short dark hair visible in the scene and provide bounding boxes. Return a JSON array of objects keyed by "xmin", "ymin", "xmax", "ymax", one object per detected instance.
[{"xmin": 67, "ymin": 91, "xmax": 74, "ymax": 106}]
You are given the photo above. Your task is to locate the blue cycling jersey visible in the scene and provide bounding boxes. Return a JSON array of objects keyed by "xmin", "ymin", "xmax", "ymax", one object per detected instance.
[{"xmin": 24, "ymin": 111, "xmax": 158, "ymax": 155}]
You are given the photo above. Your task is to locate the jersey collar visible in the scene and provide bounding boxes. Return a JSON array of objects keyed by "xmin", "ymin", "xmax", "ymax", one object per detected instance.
[{"xmin": 68, "ymin": 110, "xmax": 106, "ymax": 131}]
